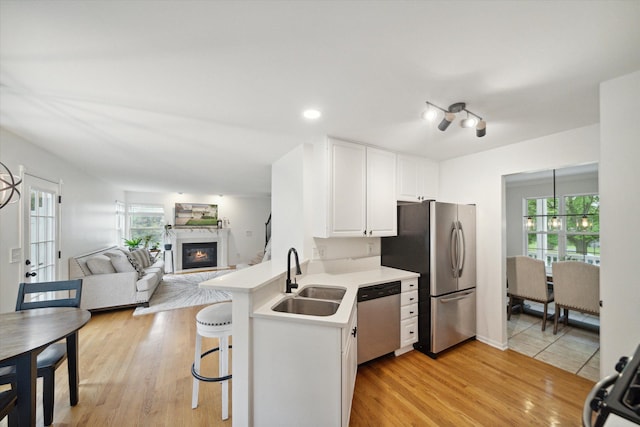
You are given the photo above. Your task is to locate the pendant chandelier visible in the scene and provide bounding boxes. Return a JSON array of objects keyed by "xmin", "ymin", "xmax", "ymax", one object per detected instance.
[
  {"xmin": 0, "ymin": 161, "xmax": 22, "ymax": 209},
  {"xmin": 524, "ymin": 169, "xmax": 594, "ymax": 231}
]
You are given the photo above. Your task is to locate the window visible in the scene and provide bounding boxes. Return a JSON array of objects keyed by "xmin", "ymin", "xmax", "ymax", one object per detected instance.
[
  {"xmin": 115, "ymin": 200, "xmax": 125, "ymax": 244},
  {"xmin": 127, "ymin": 204, "xmax": 165, "ymax": 247},
  {"xmin": 525, "ymin": 194, "xmax": 600, "ymax": 269}
]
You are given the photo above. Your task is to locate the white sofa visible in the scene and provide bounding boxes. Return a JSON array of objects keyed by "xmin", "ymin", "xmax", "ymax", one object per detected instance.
[{"xmin": 69, "ymin": 246, "xmax": 164, "ymax": 310}]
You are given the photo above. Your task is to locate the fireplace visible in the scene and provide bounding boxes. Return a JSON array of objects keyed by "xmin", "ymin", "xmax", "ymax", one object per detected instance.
[
  {"xmin": 182, "ymin": 242, "xmax": 217, "ymax": 270},
  {"xmin": 171, "ymin": 228, "xmax": 229, "ymax": 272}
]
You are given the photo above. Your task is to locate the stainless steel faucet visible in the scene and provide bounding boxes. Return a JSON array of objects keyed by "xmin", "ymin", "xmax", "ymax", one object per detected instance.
[{"xmin": 286, "ymin": 247, "xmax": 302, "ymax": 293}]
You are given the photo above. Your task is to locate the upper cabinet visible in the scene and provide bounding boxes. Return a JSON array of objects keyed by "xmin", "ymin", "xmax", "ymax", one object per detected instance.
[
  {"xmin": 396, "ymin": 154, "xmax": 439, "ymax": 202},
  {"xmin": 366, "ymin": 146, "xmax": 397, "ymax": 236},
  {"xmin": 314, "ymin": 137, "xmax": 397, "ymax": 238}
]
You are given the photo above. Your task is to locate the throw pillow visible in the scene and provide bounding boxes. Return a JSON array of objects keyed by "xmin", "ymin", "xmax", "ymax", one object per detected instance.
[
  {"xmin": 124, "ymin": 251, "xmax": 145, "ymax": 279},
  {"xmin": 142, "ymin": 249, "xmax": 152, "ymax": 266},
  {"xmin": 130, "ymin": 248, "xmax": 150, "ymax": 268},
  {"xmin": 86, "ymin": 255, "xmax": 117, "ymax": 275},
  {"xmin": 104, "ymin": 251, "xmax": 136, "ymax": 273}
]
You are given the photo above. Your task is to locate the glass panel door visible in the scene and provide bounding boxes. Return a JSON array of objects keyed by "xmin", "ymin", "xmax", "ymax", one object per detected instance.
[{"xmin": 22, "ymin": 174, "xmax": 60, "ymax": 300}]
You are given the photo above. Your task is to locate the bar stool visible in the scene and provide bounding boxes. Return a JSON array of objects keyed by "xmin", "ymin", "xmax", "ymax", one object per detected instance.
[{"xmin": 191, "ymin": 301, "xmax": 232, "ymax": 420}]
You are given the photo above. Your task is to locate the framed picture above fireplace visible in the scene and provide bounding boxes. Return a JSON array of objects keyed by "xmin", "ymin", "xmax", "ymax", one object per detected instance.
[{"xmin": 175, "ymin": 203, "xmax": 219, "ymax": 227}]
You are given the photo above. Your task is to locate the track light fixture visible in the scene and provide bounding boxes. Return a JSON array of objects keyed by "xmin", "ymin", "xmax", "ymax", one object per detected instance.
[{"xmin": 423, "ymin": 101, "xmax": 486, "ymax": 137}]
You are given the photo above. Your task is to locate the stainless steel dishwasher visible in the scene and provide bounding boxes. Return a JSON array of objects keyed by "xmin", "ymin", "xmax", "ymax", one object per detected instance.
[{"xmin": 357, "ymin": 281, "xmax": 401, "ymax": 364}]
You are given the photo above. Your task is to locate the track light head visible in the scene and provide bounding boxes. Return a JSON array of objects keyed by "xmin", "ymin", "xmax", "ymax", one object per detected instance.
[
  {"xmin": 460, "ymin": 112, "xmax": 477, "ymax": 128},
  {"xmin": 422, "ymin": 103, "xmax": 439, "ymax": 121},
  {"xmin": 438, "ymin": 112, "xmax": 455, "ymax": 131},
  {"xmin": 476, "ymin": 120, "xmax": 486, "ymax": 137}
]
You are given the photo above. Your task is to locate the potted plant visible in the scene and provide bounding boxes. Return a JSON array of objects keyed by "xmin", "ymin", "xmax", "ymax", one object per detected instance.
[
  {"xmin": 142, "ymin": 234, "xmax": 153, "ymax": 249},
  {"xmin": 123, "ymin": 237, "xmax": 143, "ymax": 251},
  {"xmin": 163, "ymin": 224, "xmax": 174, "ymax": 250}
]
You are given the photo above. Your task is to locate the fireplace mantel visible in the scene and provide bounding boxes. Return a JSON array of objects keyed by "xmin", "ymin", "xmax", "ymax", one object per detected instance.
[{"xmin": 171, "ymin": 228, "xmax": 229, "ymax": 271}]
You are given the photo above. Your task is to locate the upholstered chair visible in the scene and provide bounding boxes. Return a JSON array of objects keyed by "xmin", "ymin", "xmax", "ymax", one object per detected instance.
[
  {"xmin": 551, "ymin": 261, "xmax": 600, "ymax": 334},
  {"xmin": 506, "ymin": 256, "xmax": 554, "ymax": 331}
]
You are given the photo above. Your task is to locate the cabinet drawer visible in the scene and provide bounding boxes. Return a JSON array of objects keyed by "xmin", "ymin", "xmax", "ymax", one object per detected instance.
[
  {"xmin": 400, "ymin": 290, "xmax": 418, "ymax": 306},
  {"xmin": 400, "ymin": 303, "xmax": 418, "ymax": 320},
  {"xmin": 400, "ymin": 318, "xmax": 418, "ymax": 346},
  {"xmin": 401, "ymin": 279, "xmax": 418, "ymax": 293}
]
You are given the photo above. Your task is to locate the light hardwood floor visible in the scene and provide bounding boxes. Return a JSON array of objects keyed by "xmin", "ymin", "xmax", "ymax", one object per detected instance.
[{"xmin": 3, "ymin": 306, "xmax": 595, "ymax": 426}]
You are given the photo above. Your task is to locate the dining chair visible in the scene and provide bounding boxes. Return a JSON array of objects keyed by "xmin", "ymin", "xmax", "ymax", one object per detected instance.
[
  {"xmin": 506, "ymin": 256, "xmax": 554, "ymax": 331},
  {"xmin": 0, "ymin": 386, "xmax": 18, "ymax": 427},
  {"xmin": 551, "ymin": 261, "xmax": 600, "ymax": 334},
  {"xmin": 0, "ymin": 279, "xmax": 83, "ymax": 426}
]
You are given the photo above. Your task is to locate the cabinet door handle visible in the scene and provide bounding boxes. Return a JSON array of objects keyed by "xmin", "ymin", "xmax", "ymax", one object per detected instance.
[
  {"xmin": 351, "ymin": 326, "xmax": 357, "ymax": 337},
  {"xmin": 409, "ymin": 297, "xmax": 415, "ymax": 301},
  {"xmin": 369, "ymin": 230, "xmax": 372, "ymax": 236},
  {"xmin": 363, "ymin": 230, "xmax": 367, "ymax": 236},
  {"xmin": 409, "ymin": 331, "xmax": 414, "ymax": 334},
  {"xmin": 409, "ymin": 311, "xmax": 414, "ymax": 315}
]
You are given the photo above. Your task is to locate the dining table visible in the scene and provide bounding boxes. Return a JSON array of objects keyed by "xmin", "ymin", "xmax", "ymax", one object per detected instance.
[{"xmin": 0, "ymin": 307, "xmax": 91, "ymax": 427}]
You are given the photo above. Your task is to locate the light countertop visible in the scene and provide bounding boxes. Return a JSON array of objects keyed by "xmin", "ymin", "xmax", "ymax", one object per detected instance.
[
  {"xmin": 199, "ymin": 260, "xmax": 286, "ymax": 293},
  {"xmin": 252, "ymin": 266, "xmax": 419, "ymax": 327}
]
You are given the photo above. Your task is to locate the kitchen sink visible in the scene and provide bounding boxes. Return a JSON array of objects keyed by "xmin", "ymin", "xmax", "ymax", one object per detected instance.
[
  {"xmin": 272, "ymin": 297, "xmax": 340, "ymax": 316},
  {"xmin": 297, "ymin": 286, "xmax": 346, "ymax": 301}
]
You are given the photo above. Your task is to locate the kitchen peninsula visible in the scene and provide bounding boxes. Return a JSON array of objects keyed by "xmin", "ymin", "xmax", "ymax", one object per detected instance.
[{"xmin": 200, "ymin": 256, "xmax": 418, "ymax": 427}]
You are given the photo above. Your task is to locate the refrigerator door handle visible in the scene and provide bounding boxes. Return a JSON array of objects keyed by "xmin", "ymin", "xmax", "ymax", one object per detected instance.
[
  {"xmin": 450, "ymin": 224, "xmax": 458, "ymax": 278},
  {"xmin": 458, "ymin": 221, "xmax": 465, "ymax": 277},
  {"xmin": 439, "ymin": 290, "xmax": 474, "ymax": 303}
]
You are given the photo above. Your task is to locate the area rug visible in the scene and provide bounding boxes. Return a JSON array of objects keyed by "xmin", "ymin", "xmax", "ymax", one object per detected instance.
[{"xmin": 133, "ymin": 270, "xmax": 233, "ymax": 316}]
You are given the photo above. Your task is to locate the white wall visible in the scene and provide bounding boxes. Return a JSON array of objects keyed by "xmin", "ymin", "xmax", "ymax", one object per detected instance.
[
  {"xmin": 599, "ymin": 70, "xmax": 640, "ymax": 374},
  {"xmin": 271, "ymin": 144, "xmax": 314, "ymax": 267},
  {"xmin": 124, "ymin": 191, "xmax": 271, "ymax": 266},
  {"xmin": 0, "ymin": 129, "xmax": 124, "ymax": 313},
  {"xmin": 438, "ymin": 124, "xmax": 600, "ymax": 350},
  {"xmin": 505, "ymin": 170, "xmax": 598, "ymax": 256}
]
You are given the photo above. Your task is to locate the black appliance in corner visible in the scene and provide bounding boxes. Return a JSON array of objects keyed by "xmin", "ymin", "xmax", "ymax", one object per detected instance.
[{"xmin": 381, "ymin": 201, "xmax": 477, "ymax": 358}]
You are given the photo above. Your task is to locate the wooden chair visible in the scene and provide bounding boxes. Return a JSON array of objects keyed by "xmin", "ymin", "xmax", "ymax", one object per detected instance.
[
  {"xmin": 506, "ymin": 256, "xmax": 554, "ymax": 331},
  {"xmin": 551, "ymin": 261, "xmax": 599, "ymax": 334},
  {"xmin": 0, "ymin": 387, "xmax": 18, "ymax": 427},
  {"xmin": 0, "ymin": 279, "xmax": 83, "ymax": 426}
]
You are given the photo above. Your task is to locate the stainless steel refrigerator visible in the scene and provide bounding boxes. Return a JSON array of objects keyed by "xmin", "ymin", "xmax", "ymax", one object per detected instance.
[{"xmin": 381, "ymin": 201, "xmax": 476, "ymax": 358}]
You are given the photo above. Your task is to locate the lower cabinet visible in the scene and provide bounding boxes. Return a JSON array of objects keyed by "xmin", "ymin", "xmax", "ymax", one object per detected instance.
[
  {"xmin": 253, "ymin": 305, "xmax": 358, "ymax": 427},
  {"xmin": 397, "ymin": 278, "xmax": 419, "ymax": 354}
]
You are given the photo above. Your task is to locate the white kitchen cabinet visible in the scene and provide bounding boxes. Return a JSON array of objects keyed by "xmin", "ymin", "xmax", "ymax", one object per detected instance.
[
  {"xmin": 366, "ymin": 146, "xmax": 397, "ymax": 236},
  {"xmin": 314, "ymin": 137, "xmax": 397, "ymax": 237},
  {"xmin": 329, "ymin": 139, "xmax": 367, "ymax": 236},
  {"xmin": 396, "ymin": 154, "xmax": 439, "ymax": 202},
  {"xmin": 396, "ymin": 278, "xmax": 419, "ymax": 355},
  {"xmin": 253, "ymin": 305, "xmax": 358, "ymax": 427}
]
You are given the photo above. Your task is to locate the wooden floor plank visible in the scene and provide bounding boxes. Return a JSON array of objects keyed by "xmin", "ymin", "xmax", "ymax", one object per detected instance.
[{"xmin": 17, "ymin": 307, "xmax": 594, "ymax": 426}]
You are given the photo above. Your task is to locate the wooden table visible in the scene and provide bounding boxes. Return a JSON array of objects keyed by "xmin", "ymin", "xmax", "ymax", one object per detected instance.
[{"xmin": 0, "ymin": 307, "xmax": 91, "ymax": 426}]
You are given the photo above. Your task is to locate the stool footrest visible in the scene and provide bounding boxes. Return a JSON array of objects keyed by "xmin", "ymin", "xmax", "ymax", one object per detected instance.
[{"xmin": 191, "ymin": 346, "xmax": 233, "ymax": 383}]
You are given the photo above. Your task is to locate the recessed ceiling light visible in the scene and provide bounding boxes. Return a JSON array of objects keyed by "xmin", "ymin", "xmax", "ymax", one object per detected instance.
[{"xmin": 302, "ymin": 109, "xmax": 321, "ymax": 120}]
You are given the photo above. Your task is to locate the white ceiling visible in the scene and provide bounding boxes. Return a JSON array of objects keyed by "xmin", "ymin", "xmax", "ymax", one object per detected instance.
[{"xmin": 1, "ymin": 1, "xmax": 639, "ymax": 196}]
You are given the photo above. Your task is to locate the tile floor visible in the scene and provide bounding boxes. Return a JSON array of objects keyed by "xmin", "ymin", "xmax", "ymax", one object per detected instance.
[{"xmin": 507, "ymin": 301, "xmax": 600, "ymax": 382}]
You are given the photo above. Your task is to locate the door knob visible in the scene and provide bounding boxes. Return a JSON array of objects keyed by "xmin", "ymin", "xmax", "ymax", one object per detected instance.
[
  {"xmin": 25, "ymin": 259, "xmax": 31, "ymax": 265},
  {"xmin": 25, "ymin": 272, "xmax": 37, "ymax": 278}
]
